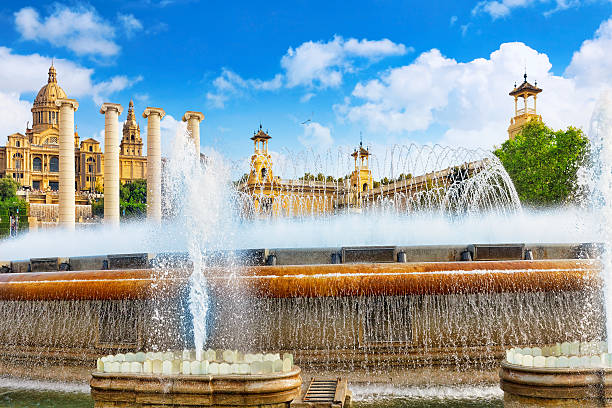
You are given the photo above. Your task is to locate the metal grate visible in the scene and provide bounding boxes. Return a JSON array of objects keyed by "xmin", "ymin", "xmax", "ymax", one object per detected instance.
[{"xmin": 302, "ymin": 379, "xmax": 338, "ymax": 403}]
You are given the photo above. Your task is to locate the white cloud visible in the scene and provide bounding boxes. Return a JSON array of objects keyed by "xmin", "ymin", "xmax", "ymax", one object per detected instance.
[
  {"xmin": 300, "ymin": 93, "xmax": 315, "ymax": 103},
  {"xmin": 159, "ymin": 114, "xmax": 182, "ymax": 156},
  {"xmin": 206, "ymin": 69, "xmax": 282, "ymax": 108},
  {"xmin": 0, "ymin": 92, "xmax": 32, "ymax": 140},
  {"xmin": 338, "ymin": 24, "xmax": 612, "ymax": 149},
  {"xmin": 15, "ymin": 5, "xmax": 120, "ymax": 57},
  {"xmin": 298, "ymin": 122, "xmax": 334, "ymax": 150},
  {"xmin": 472, "ymin": 0, "xmax": 581, "ymax": 19},
  {"xmin": 281, "ymin": 36, "xmax": 409, "ymax": 88},
  {"xmin": 450, "ymin": 16, "xmax": 458, "ymax": 26},
  {"xmin": 118, "ymin": 13, "xmax": 143, "ymax": 38},
  {"xmin": 0, "ymin": 47, "xmax": 141, "ymax": 143}
]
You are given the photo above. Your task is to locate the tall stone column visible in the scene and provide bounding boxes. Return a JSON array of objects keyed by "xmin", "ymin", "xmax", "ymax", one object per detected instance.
[
  {"xmin": 182, "ymin": 111, "xmax": 204, "ymax": 158},
  {"xmin": 100, "ymin": 103, "xmax": 123, "ymax": 227},
  {"xmin": 143, "ymin": 107, "xmax": 165, "ymax": 223},
  {"xmin": 55, "ymin": 99, "xmax": 79, "ymax": 230}
]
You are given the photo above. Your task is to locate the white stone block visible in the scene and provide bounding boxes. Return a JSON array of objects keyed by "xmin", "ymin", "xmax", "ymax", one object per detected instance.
[
  {"xmin": 238, "ymin": 363, "xmax": 250, "ymax": 374},
  {"xmin": 97, "ymin": 358, "xmax": 104, "ymax": 372},
  {"xmin": 552, "ymin": 343, "xmax": 561, "ymax": 356},
  {"xmin": 590, "ymin": 355, "xmax": 602, "ymax": 368},
  {"xmin": 162, "ymin": 360, "xmax": 172, "ymax": 375},
  {"xmin": 523, "ymin": 347, "xmax": 532, "ymax": 356},
  {"xmin": 171, "ymin": 360, "xmax": 181, "ymax": 374},
  {"xmin": 262, "ymin": 361, "xmax": 274, "ymax": 373},
  {"xmin": 144, "ymin": 360, "xmax": 152, "ymax": 374},
  {"xmin": 533, "ymin": 356, "xmax": 545, "ymax": 368},
  {"xmin": 219, "ymin": 363, "xmax": 230, "ymax": 375},
  {"xmin": 135, "ymin": 352, "xmax": 146, "ymax": 362},
  {"xmin": 569, "ymin": 356, "xmax": 580, "ymax": 368},
  {"xmin": 223, "ymin": 350, "xmax": 236, "ymax": 363},
  {"xmin": 152, "ymin": 360, "xmax": 163, "ymax": 374},
  {"xmin": 101, "ymin": 356, "xmax": 109, "ymax": 363},
  {"xmin": 561, "ymin": 342, "xmax": 570, "ymax": 355},
  {"xmin": 201, "ymin": 360, "xmax": 209, "ymax": 375},
  {"xmin": 557, "ymin": 356, "xmax": 569, "ymax": 368},
  {"xmin": 182, "ymin": 350, "xmax": 194, "ymax": 361},
  {"xmin": 163, "ymin": 352, "xmax": 174, "ymax": 361},
  {"xmin": 216, "ymin": 349, "xmax": 224, "ymax": 361},
  {"xmin": 230, "ymin": 363, "xmax": 240, "ymax": 374},
  {"xmin": 111, "ymin": 362, "xmax": 121, "ymax": 373},
  {"xmin": 570, "ymin": 341, "xmax": 580, "ymax": 356},
  {"xmin": 545, "ymin": 356, "xmax": 556, "ymax": 367},
  {"xmin": 125, "ymin": 353, "xmax": 135, "ymax": 362},
  {"xmin": 512, "ymin": 353, "xmax": 523, "ymax": 365},
  {"xmin": 145, "ymin": 352, "xmax": 155, "ymax": 360},
  {"xmin": 541, "ymin": 346, "xmax": 550, "ymax": 357},
  {"xmin": 282, "ymin": 358, "xmax": 292, "ymax": 372},
  {"xmin": 506, "ymin": 350, "xmax": 514, "ymax": 363},
  {"xmin": 182, "ymin": 361, "xmax": 191, "ymax": 375},
  {"xmin": 522, "ymin": 355, "xmax": 533, "ymax": 367},
  {"xmin": 114, "ymin": 353, "xmax": 125, "ymax": 362},
  {"xmin": 236, "ymin": 352, "xmax": 245, "ymax": 363},
  {"xmin": 532, "ymin": 347, "xmax": 542, "ymax": 357},
  {"xmin": 273, "ymin": 359, "xmax": 283, "ymax": 373},
  {"xmin": 206, "ymin": 349, "xmax": 216, "ymax": 362},
  {"xmin": 209, "ymin": 362, "xmax": 219, "ymax": 375},
  {"xmin": 581, "ymin": 342, "xmax": 598, "ymax": 356},
  {"xmin": 251, "ymin": 361, "xmax": 263, "ymax": 374},
  {"xmin": 244, "ymin": 354, "xmax": 254, "ymax": 363},
  {"xmin": 130, "ymin": 362, "xmax": 142, "ymax": 373},
  {"xmin": 254, "ymin": 353, "xmax": 263, "ymax": 362},
  {"xmin": 579, "ymin": 356, "xmax": 589, "ymax": 368},
  {"xmin": 103, "ymin": 361, "xmax": 113, "ymax": 373},
  {"xmin": 190, "ymin": 360, "xmax": 201, "ymax": 375},
  {"xmin": 600, "ymin": 341, "xmax": 608, "ymax": 353},
  {"xmin": 282, "ymin": 353, "xmax": 294, "ymax": 366}
]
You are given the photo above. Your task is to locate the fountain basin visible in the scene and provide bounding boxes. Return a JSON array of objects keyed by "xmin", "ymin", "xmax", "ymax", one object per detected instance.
[
  {"xmin": 90, "ymin": 368, "xmax": 302, "ymax": 407},
  {"xmin": 500, "ymin": 360, "xmax": 612, "ymax": 407},
  {"xmin": 0, "ymin": 259, "xmax": 599, "ymax": 300}
]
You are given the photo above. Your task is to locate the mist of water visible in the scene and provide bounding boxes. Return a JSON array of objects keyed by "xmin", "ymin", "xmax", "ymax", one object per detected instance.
[{"xmin": 587, "ymin": 91, "xmax": 612, "ymax": 353}]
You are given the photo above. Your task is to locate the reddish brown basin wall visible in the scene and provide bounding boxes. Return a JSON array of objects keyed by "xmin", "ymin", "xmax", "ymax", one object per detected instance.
[{"xmin": 0, "ymin": 259, "xmax": 600, "ymax": 301}]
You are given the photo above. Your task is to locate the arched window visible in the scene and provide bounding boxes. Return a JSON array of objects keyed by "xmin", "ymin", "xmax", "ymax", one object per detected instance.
[
  {"xmin": 33, "ymin": 157, "xmax": 42, "ymax": 171},
  {"xmin": 50, "ymin": 157, "xmax": 59, "ymax": 172},
  {"xmin": 261, "ymin": 168, "xmax": 268, "ymax": 180},
  {"xmin": 89, "ymin": 146, "xmax": 93, "ymax": 152},
  {"xmin": 15, "ymin": 140, "xmax": 20, "ymax": 147},
  {"xmin": 363, "ymin": 183, "xmax": 368, "ymax": 192}
]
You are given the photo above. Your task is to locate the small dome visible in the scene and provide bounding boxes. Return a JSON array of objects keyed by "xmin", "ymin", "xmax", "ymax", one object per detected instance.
[{"xmin": 33, "ymin": 64, "xmax": 67, "ymax": 107}]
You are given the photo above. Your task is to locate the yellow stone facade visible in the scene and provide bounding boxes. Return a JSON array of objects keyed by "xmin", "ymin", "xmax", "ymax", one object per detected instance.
[
  {"xmin": 0, "ymin": 65, "xmax": 147, "ymax": 204},
  {"xmin": 507, "ymin": 73, "xmax": 543, "ymax": 140}
]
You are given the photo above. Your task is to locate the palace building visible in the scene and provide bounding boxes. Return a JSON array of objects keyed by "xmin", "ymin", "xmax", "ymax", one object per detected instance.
[{"xmin": 0, "ymin": 64, "xmax": 147, "ymax": 209}]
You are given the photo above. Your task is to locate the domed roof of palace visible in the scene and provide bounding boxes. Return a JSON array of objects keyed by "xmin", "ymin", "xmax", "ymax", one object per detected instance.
[{"xmin": 33, "ymin": 64, "xmax": 67, "ymax": 107}]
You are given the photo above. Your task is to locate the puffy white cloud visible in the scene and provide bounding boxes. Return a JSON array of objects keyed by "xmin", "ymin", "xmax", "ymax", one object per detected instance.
[
  {"xmin": 206, "ymin": 69, "xmax": 282, "ymax": 108},
  {"xmin": 0, "ymin": 47, "xmax": 141, "ymax": 143},
  {"xmin": 118, "ymin": 13, "xmax": 143, "ymax": 37},
  {"xmin": 281, "ymin": 36, "xmax": 409, "ymax": 88},
  {"xmin": 0, "ymin": 92, "xmax": 32, "ymax": 140},
  {"xmin": 298, "ymin": 121, "xmax": 334, "ymax": 150},
  {"xmin": 472, "ymin": 0, "xmax": 582, "ymax": 19},
  {"xmin": 15, "ymin": 5, "xmax": 120, "ymax": 57},
  {"xmin": 338, "ymin": 24, "xmax": 612, "ymax": 149}
]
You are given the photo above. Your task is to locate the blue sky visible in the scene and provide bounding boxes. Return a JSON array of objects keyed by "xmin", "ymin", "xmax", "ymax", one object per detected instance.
[{"xmin": 1, "ymin": 0, "xmax": 612, "ymax": 166}]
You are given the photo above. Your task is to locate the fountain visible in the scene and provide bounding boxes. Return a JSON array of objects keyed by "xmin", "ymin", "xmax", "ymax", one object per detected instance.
[{"xmin": 0, "ymin": 100, "xmax": 609, "ymax": 408}]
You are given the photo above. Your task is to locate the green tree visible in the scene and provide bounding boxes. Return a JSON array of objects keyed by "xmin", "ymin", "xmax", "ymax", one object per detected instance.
[
  {"xmin": 92, "ymin": 179, "xmax": 147, "ymax": 219},
  {"xmin": 0, "ymin": 177, "xmax": 20, "ymax": 201},
  {"xmin": 494, "ymin": 122, "xmax": 590, "ymax": 206}
]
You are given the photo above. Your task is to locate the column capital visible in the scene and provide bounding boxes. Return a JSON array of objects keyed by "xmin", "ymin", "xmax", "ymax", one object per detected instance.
[
  {"xmin": 55, "ymin": 98, "xmax": 79, "ymax": 111},
  {"xmin": 142, "ymin": 107, "xmax": 166, "ymax": 119},
  {"xmin": 100, "ymin": 103, "xmax": 123, "ymax": 115},
  {"xmin": 182, "ymin": 111, "xmax": 204, "ymax": 122}
]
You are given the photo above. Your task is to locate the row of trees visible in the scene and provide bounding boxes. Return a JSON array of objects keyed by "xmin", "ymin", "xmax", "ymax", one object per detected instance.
[{"xmin": 0, "ymin": 177, "xmax": 28, "ymax": 236}]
